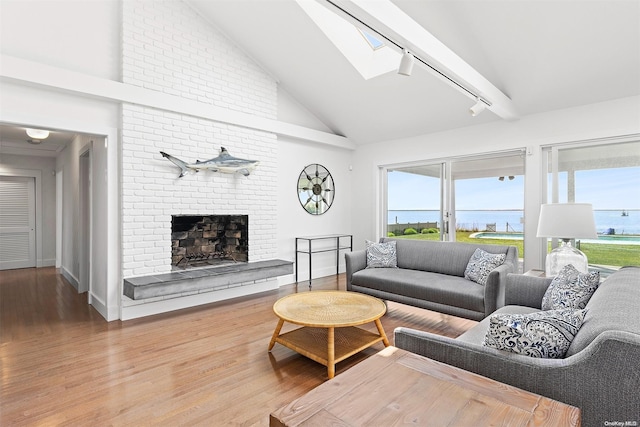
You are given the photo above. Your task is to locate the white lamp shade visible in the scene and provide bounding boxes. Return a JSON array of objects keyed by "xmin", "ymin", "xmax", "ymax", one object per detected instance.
[{"xmin": 536, "ymin": 203, "xmax": 598, "ymax": 239}]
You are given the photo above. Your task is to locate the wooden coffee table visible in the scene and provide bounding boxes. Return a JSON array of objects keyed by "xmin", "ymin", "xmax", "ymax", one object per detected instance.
[
  {"xmin": 268, "ymin": 291, "xmax": 389, "ymax": 379},
  {"xmin": 270, "ymin": 346, "xmax": 581, "ymax": 426}
]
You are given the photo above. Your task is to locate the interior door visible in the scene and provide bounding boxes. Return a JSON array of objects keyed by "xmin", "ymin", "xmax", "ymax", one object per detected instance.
[{"xmin": 0, "ymin": 176, "xmax": 36, "ymax": 270}]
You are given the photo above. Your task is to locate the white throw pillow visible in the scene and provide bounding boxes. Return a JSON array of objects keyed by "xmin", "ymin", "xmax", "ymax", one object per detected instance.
[
  {"xmin": 482, "ymin": 308, "xmax": 587, "ymax": 359},
  {"xmin": 541, "ymin": 264, "xmax": 600, "ymax": 311},
  {"xmin": 365, "ymin": 240, "xmax": 397, "ymax": 268},
  {"xmin": 464, "ymin": 248, "xmax": 506, "ymax": 285}
]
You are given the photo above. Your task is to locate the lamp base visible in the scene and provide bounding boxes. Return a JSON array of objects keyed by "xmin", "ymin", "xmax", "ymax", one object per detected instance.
[{"xmin": 545, "ymin": 240, "xmax": 589, "ymax": 276}]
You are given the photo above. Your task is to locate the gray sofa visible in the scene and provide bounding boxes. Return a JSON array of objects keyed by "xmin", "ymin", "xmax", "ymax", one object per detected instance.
[
  {"xmin": 345, "ymin": 238, "xmax": 519, "ymax": 321},
  {"xmin": 394, "ymin": 266, "xmax": 640, "ymax": 427}
]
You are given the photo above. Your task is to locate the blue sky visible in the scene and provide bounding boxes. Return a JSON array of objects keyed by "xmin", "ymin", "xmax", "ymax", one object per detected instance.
[{"xmin": 388, "ymin": 167, "xmax": 640, "ymax": 210}]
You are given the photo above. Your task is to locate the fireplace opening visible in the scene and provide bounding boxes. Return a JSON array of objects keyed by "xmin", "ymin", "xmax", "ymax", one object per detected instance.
[{"xmin": 171, "ymin": 215, "xmax": 248, "ymax": 269}]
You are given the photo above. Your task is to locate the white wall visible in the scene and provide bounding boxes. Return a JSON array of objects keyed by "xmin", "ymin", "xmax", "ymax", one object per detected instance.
[
  {"xmin": 276, "ymin": 78, "xmax": 354, "ymax": 284},
  {"xmin": 350, "ymin": 96, "xmax": 640, "ymax": 271},
  {"xmin": 56, "ymin": 136, "xmax": 81, "ymax": 284},
  {"xmin": 278, "ymin": 87, "xmax": 335, "ymax": 134},
  {"xmin": 0, "ymin": 0, "xmax": 120, "ymax": 80},
  {"xmin": 276, "ymin": 137, "xmax": 353, "ymax": 285}
]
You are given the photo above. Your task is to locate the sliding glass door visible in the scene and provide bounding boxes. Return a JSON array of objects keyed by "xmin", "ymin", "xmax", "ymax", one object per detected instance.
[
  {"xmin": 386, "ymin": 151, "xmax": 525, "ymax": 263},
  {"xmin": 387, "ymin": 163, "xmax": 446, "ymax": 241},
  {"xmin": 544, "ymin": 140, "xmax": 640, "ymax": 273}
]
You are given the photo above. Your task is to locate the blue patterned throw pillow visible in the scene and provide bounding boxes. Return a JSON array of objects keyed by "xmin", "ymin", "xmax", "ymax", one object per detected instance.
[
  {"xmin": 482, "ymin": 308, "xmax": 587, "ymax": 359},
  {"xmin": 541, "ymin": 264, "xmax": 600, "ymax": 311},
  {"xmin": 464, "ymin": 248, "xmax": 506, "ymax": 285},
  {"xmin": 365, "ymin": 240, "xmax": 397, "ymax": 268}
]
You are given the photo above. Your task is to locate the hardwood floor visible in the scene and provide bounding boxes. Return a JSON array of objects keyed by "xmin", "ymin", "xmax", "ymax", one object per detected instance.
[{"xmin": 0, "ymin": 267, "xmax": 477, "ymax": 426}]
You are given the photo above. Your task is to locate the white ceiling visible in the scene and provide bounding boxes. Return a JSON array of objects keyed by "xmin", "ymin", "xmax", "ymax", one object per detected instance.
[
  {"xmin": 187, "ymin": 0, "xmax": 640, "ymax": 145},
  {"xmin": 1, "ymin": 0, "xmax": 638, "ymax": 156},
  {"xmin": 0, "ymin": 124, "xmax": 73, "ymax": 158}
]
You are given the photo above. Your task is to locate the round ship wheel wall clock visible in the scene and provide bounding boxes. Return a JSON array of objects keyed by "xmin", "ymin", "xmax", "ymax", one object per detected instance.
[{"xmin": 297, "ymin": 164, "xmax": 335, "ymax": 215}]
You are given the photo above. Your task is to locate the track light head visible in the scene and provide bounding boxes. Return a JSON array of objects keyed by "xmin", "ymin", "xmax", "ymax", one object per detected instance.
[
  {"xmin": 469, "ymin": 99, "xmax": 487, "ymax": 117},
  {"xmin": 398, "ymin": 49, "xmax": 414, "ymax": 76}
]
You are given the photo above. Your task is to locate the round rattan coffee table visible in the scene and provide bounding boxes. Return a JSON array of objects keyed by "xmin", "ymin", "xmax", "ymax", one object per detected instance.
[{"xmin": 268, "ymin": 291, "xmax": 389, "ymax": 379}]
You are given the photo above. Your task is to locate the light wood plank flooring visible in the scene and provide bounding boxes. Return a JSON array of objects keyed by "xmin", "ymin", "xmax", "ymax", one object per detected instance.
[{"xmin": 0, "ymin": 267, "xmax": 477, "ymax": 426}]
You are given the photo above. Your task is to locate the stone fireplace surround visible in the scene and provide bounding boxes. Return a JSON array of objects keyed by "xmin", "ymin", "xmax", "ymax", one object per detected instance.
[{"xmin": 123, "ymin": 214, "xmax": 292, "ymax": 302}]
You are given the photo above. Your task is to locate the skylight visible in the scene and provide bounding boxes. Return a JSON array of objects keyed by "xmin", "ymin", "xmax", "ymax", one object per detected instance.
[
  {"xmin": 295, "ymin": 0, "xmax": 399, "ymax": 80},
  {"xmin": 358, "ymin": 28, "xmax": 385, "ymax": 50}
]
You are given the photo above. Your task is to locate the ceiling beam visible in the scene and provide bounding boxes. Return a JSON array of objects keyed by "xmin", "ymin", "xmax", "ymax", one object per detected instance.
[
  {"xmin": 320, "ymin": 0, "xmax": 519, "ymax": 121},
  {"xmin": 0, "ymin": 55, "xmax": 356, "ymax": 150}
]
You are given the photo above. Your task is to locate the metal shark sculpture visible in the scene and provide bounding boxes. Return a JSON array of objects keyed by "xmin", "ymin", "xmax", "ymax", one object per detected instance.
[{"xmin": 160, "ymin": 147, "xmax": 259, "ymax": 178}]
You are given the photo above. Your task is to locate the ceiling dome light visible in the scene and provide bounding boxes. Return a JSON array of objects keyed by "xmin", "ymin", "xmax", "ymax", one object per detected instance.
[
  {"xmin": 26, "ymin": 128, "xmax": 50, "ymax": 140},
  {"xmin": 397, "ymin": 49, "xmax": 414, "ymax": 76}
]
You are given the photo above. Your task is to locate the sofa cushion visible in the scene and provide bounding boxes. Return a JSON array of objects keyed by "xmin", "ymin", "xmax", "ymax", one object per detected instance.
[
  {"xmin": 456, "ymin": 305, "xmax": 538, "ymax": 344},
  {"xmin": 566, "ymin": 266, "xmax": 640, "ymax": 357},
  {"xmin": 351, "ymin": 268, "xmax": 486, "ymax": 313},
  {"xmin": 365, "ymin": 240, "xmax": 398, "ymax": 268},
  {"xmin": 380, "ymin": 238, "xmax": 511, "ymax": 277},
  {"xmin": 541, "ymin": 264, "xmax": 600, "ymax": 310},
  {"xmin": 482, "ymin": 308, "xmax": 587, "ymax": 359},
  {"xmin": 464, "ymin": 248, "xmax": 506, "ymax": 285}
]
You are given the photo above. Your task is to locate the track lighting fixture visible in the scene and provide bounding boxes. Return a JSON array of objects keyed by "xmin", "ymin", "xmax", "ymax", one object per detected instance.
[
  {"xmin": 397, "ymin": 49, "xmax": 414, "ymax": 76},
  {"xmin": 469, "ymin": 99, "xmax": 486, "ymax": 117}
]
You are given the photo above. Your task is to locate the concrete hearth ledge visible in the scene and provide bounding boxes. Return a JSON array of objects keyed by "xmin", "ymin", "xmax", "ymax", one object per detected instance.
[{"xmin": 123, "ymin": 259, "xmax": 293, "ymax": 300}]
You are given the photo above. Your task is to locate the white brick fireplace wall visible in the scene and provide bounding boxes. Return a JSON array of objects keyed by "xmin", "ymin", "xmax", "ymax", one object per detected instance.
[{"xmin": 120, "ymin": 0, "xmax": 279, "ymax": 315}]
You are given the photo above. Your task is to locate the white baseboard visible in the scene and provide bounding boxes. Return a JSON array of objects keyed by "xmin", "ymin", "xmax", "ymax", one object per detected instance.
[
  {"xmin": 120, "ymin": 279, "xmax": 278, "ymax": 321},
  {"xmin": 89, "ymin": 293, "xmax": 110, "ymax": 320},
  {"xmin": 61, "ymin": 267, "xmax": 79, "ymax": 290}
]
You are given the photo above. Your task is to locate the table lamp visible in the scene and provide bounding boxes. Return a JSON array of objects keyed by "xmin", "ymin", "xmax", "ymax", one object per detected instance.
[{"xmin": 536, "ymin": 203, "xmax": 598, "ymax": 276}]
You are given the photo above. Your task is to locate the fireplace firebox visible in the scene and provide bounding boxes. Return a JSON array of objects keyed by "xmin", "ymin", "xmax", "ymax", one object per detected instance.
[{"xmin": 171, "ymin": 215, "xmax": 248, "ymax": 269}]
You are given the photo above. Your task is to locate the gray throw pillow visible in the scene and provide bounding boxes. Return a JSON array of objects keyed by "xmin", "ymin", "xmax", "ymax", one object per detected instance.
[
  {"xmin": 482, "ymin": 308, "xmax": 587, "ymax": 359},
  {"xmin": 541, "ymin": 264, "xmax": 600, "ymax": 311},
  {"xmin": 365, "ymin": 240, "xmax": 397, "ymax": 268},
  {"xmin": 464, "ymin": 248, "xmax": 506, "ymax": 285}
]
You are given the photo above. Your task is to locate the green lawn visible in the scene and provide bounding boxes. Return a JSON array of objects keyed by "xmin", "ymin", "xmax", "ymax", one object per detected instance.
[{"xmin": 392, "ymin": 231, "xmax": 639, "ymax": 267}]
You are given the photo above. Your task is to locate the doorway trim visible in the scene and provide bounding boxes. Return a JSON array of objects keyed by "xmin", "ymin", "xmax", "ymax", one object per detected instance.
[
  {"xmin": 0, "ymin": 113, "xmax": 120, "ymax": 321},
  {"xmin": 79, "ymin": 145, "xmax": 92, "ymax": 295}
]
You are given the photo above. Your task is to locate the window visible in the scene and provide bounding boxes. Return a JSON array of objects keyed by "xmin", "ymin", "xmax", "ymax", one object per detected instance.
[
  {"xmin": 386, "ymin": 151, "xmax": 525, "ymax": 265},
  {"xmin": 543, "ymin": 140, "xmax": 640, "ymax": 272},
  {"xmin": 358, "ymin": 28, "xmax": 385, "ymax": 50}
]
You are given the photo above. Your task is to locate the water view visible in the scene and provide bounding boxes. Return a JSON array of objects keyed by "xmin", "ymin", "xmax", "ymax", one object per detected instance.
[{"xmin": 388, "ymin": 209, "xmax": 640, "ymax": 235}]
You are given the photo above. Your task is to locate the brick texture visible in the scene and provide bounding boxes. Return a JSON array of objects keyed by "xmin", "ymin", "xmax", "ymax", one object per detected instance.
[{"xmin": 121, "ymin": 0, "xmax": 278, "ymax": 279}]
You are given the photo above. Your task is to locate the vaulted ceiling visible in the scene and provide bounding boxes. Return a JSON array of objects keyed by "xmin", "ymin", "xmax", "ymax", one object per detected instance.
[
  {"xmin": 1, "ymin": 1, "xmax": 638, "ymax": 153},
  {"xmin": 187, "ymin": 0, "xmax": 640, "ymax": 145}
]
